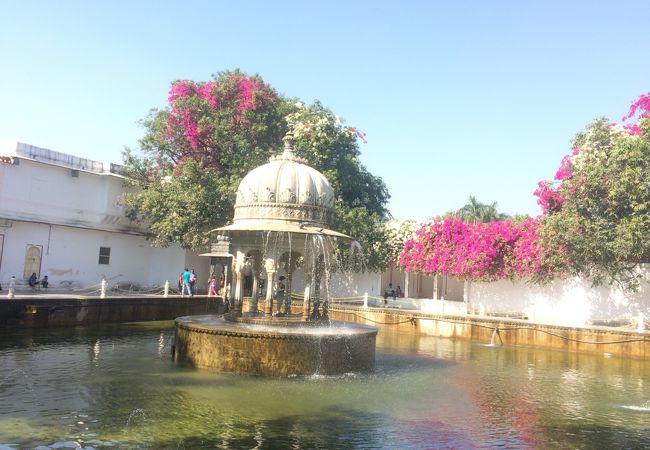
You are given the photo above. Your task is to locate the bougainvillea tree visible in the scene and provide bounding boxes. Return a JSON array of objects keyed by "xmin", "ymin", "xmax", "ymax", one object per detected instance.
[
  {"xmin": 400, "ymin": 90, "xmax": 650, "ymax": 290},
  {"xmin": 399, "ymin": 217, "xmax": 553, "ymax": 282},
  {"xmin": 384, "ymin": 220, "xmax": 418, "ymax": 267},
  {"xmin": 123, "ymin": 70, "xmax": 288, "ymax": 249},
  {"xmin": 536, "ymin": 91, "xmax": 650, "ymax": 290},
  {"xmin": 123, "ymin": 70, "xmax": 390, "ymax": 269}
]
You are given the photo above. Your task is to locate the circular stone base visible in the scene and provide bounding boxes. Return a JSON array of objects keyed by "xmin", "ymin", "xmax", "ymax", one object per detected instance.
[{"xmin": 172, "ymin": 314, "xmax": 378, "ymax": 376}]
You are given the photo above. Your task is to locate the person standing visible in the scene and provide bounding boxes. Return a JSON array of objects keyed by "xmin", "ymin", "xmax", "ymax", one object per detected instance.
[
  {"xmin": 219, "ymin": 274, "xmax": 225, "ymax": 295},
  {"xmin": 189, "ymin": 269, "xmax": 197, "ymax": 294},
  {"xmin": 208, "ymin": 275, "xmax": 218, "ymax": 297},
  {"xmin": 275, "ymin": 276, "xmax": 286, "ymax": 315},
  {"xmin": 181, "ymin": 268, "xmax": 192, "ymax": 297}
]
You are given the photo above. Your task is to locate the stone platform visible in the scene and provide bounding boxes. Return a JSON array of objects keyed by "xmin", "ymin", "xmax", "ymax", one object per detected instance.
[{"xmin": 172, "ymin": 314, "xmax": 378, "ymax": 376}]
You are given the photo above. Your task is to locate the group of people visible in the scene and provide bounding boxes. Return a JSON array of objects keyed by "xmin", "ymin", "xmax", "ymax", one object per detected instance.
[
  {"xmin": 207, "ymin": 273, "xmax": 225, "ymax": 297},
  {"xmin": 0, "ymin": 273, "xmax": 49, "ymax": 293},
  {"xmin": 177, "ymin": 269, "xmax": 197, "ymax": 297},
  {"xmin": 383, "ymin": 282, "xmax": 403, "ymax": 304},
  {"xmin": 174, "ymin": 268, "xmax": 287, "ymax": 312},
  {"xmin": 28, "ymin": 273, "xmax": 49, "ymax": 290},
  {"xmin": 177, "ymin": 269, "xmax": 224, "ymax": 297}
]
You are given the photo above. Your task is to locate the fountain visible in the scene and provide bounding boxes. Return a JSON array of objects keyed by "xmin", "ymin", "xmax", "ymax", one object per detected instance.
[{"xmin": 172, "ymin": 134, "xmax": 378, "ymax": 376}]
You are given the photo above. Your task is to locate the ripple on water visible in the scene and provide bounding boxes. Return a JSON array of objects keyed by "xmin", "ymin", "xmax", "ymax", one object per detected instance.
[{"xmin": 620, "ymin": 405, "xmax": 650, "ymax": 412}]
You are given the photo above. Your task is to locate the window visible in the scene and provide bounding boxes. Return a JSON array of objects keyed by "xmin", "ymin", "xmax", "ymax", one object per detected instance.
[{"xmin": 98, "ymin": 247, "xmax": 111, "ymax": 265}]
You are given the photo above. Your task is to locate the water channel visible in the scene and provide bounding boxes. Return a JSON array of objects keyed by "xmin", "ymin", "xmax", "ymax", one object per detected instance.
[{"xmin": 2, "ymin": 321, "xmax": 650, "ymax": 449}]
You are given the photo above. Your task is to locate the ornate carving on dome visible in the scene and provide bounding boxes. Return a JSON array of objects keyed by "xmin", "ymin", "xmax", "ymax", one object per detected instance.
[
  {"xmin": 234, "ymin": 202, "xmax": 334, "ymax": 227},
  {"xmin": 264, "ymin": 187, "xmax": 276, "ymax": 202},
  {"xmin": 281, "ymin": 188, "xmax": 297, "ymax": 203},
  {"xmin": 301, "ymin": 190, "xmax": 314, "ymax": 204},
  {"xmin": 269, "ymin": 152, "xmax": 308, "ymax": 164},
  {"xmin": 236, "ymin": 189, "xmax": 244, "ymax": 204}
]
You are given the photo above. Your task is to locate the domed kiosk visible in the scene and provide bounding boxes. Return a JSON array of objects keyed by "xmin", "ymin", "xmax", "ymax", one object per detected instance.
[{"xmin": 172, "ymin": 134, "xmax": 378, "ymax": 376}]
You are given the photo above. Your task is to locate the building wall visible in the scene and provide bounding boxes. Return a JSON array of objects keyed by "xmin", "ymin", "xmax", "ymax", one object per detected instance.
[
  {"xmin": 286, "ymin": 268, "xmax": 381, "ymax": 299},
  {"xmin": 0, "ymin": 143, "xmax": 144, "ymax": 234},
  {"xmin": 0, "ymin": 220, "xmax": 189, "ymax": 289},
  {"xmin": 328, "ymin": 272, "xmax": 381, "ymax": 298},
  {"xmin": 468, "ymin": 271, "xmax": 650, "ymax": 327},
  {"xmin": 0, "ymin": 142, "xmax": 212, "ymax": 290}
]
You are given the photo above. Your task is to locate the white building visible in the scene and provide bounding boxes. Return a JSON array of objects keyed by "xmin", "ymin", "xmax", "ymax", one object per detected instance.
[{"xmin": 0, "ymin": 142, "xmax": 209, "ymax": 291}]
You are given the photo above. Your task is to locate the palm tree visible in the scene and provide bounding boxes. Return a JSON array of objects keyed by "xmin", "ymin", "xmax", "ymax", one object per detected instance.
[{"xmin": 456, "ymin": 196, "xmax": 507, "ymax": 223}]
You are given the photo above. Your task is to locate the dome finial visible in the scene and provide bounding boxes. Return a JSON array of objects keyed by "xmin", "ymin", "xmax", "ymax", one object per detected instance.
[
  {"xmin": 269, "ymin": 131, "xmax": 306, "ymax": 163},
  {"xmin": 282, "ymin": 132, "xmax": 295, "ymax": 156}
]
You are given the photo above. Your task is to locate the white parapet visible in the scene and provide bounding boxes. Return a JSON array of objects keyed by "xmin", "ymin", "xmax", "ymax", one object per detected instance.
[{"xmin": 420, "ymin": 299, "xmax": 468, "ymax": 315}]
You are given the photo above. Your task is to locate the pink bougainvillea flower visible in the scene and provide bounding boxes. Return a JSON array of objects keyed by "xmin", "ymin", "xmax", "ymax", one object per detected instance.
[{"xmin": 622, "ymin": 92, "xmax": 650, "ymax": 122}]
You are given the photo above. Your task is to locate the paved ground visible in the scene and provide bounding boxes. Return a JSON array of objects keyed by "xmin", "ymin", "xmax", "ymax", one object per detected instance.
[
  {"xmin": 0, "ymin": 288, "xmax": 185, "ymax": 300},
  {"xmin": 2, "ymin": 289, "xmax": 426, "ymax": 311}
]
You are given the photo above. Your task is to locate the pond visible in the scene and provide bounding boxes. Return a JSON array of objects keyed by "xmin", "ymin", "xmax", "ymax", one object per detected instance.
[{"xmin": 1, "ymin": 321, "xmax": 650, "ymax": 449}]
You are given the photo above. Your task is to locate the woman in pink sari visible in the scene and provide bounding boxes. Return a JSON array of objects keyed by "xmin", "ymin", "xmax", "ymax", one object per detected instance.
[{"xmin": 208, "ymin": 275, "xmax": 218, "ymax": 297}]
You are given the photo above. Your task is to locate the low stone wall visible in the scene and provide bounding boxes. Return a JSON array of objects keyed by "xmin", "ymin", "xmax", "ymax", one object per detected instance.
[
  {"xmin": 467, "ymin": 275, "xmax": 650, "ymax": 327},
  {"xmin": 5, "ymin": 296, "xmax": 649, "ymax": 360},
  {"xmin": 329, "ymin": 305, "xmax": 650, "ymax": 360},
  {"xmin": 0, "ymin": 296, "xmax": 224, "ymax": 328}
]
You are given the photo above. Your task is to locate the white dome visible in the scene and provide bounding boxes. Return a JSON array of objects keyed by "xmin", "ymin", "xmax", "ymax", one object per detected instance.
[{"xmin": 233, "ymin": 141, "xmax": 335, "ymax": 228}]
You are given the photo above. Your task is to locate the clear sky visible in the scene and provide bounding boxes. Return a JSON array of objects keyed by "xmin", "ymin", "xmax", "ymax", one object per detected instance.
[{"xmin": 1, "ymin": 0, "xmax": 648, "ymax": 222}]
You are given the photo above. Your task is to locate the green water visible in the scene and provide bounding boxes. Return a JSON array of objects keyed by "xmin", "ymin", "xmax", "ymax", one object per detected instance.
[{"xmin": 1, "ymin": 321, "xmax": 650, "ymax": 449}]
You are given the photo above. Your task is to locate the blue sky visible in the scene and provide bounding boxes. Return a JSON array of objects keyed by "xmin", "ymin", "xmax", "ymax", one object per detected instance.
[{"xmin": 1, "ymin": 0, "xmax": 648, "ymax": 222}]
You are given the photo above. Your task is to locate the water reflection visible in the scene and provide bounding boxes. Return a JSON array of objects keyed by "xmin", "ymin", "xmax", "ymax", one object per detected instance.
[{"xmin": 1, "ymin": 323, "xmax": 650, "ymax": 448}]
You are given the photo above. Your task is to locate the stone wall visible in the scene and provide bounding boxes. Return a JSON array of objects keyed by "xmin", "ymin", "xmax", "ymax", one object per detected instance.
[
  {"xmin": 467, "ymin": 271, "xmax": 650, "ymax": 327},
  {"xmin": 329, "ymin": 305, "xmax": 650, "ymax": 360},
  {"xmin": 0, "ymin": 296, "xmax": 224, "ymax": 328}
]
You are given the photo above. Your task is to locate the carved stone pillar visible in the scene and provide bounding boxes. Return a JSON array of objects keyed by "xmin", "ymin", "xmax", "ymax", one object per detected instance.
[
  {"xmin": 250, "ymin": 274, "xmax": 259, "ymax": 314},
  {"xmin": 404, "ymin": 273, "xmax": 410, "ymax": 299},
  {"xmin": 301, "ymin": 286, "xmax": 311, "ymax": 321},
  {"xmin": 233, "ymin": 251, "xmax": 245, "ymax": 316},
  {"xmin": 284, "ymin": 256, "xmax": 294, "ymax": 316},
  {"xmin": 314, "ymin": 255, "xmax": 329, "ymax": 321},
  {"xmin": 264, "ymin": 258, "xmax": 276, "ymax": 316},
  {"xmin": 223, "ymin": 264, "xmax": 229, "ymax": 299},
  {"xmin": 300, "ymin": 252, "xmax": 313, "ymax": 320},
  {"xmin": 310, "ymin": 256, "xmax": 324, "ymax": 321},
  {"xmin": 321, "ymin": 267, "xmax": 330, "ymax": 321}
]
